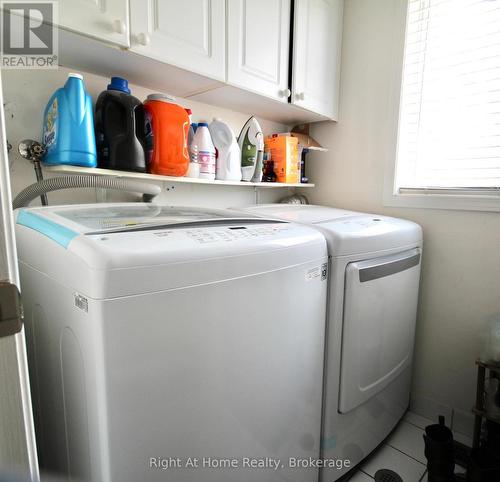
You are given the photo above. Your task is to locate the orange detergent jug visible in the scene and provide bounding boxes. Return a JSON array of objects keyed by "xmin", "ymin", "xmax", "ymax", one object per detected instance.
[{"xmin": 144, "ymin": 94, "xmax": 189, "ymax": 176}]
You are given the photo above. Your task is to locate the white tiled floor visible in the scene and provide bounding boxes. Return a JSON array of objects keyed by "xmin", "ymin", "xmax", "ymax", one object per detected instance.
[
  {"xmin": 386, "ymin": 420, "xmax": 427, "ymax": 464},
  {"xmin": 361, "ymin": 444, "xmax": 427, "ymax": 481},
  {"xmin": 344, "ymin": 411, "xmax": 470, "ymax": 481},
  {"xmin": 347, "ymin": 471, "xmax": 373, "ymax": 481}
]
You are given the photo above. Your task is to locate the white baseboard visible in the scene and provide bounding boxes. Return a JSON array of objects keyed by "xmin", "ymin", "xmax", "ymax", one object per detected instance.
[
  {"xmin": 410, "ymin": 395, "xmax": 474, "ymax": 440},
  {"xmin": 410, "ymin": 395, "xmax": 453, "ymax": 426},
  {"xmin": 451, "ymin": 408, "xmax": 475, "ymax": 440}
]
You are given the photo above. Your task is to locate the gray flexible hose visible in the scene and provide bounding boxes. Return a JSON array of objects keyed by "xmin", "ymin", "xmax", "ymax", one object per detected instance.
[{"xmin": 13, "ymin": 175, "xmax": 161, "ymax": 209}]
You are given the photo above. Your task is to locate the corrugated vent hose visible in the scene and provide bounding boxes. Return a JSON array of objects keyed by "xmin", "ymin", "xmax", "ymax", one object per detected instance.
[{"xmin": 13, "ymin": 175, "xmax": 161, "ymax": 209}]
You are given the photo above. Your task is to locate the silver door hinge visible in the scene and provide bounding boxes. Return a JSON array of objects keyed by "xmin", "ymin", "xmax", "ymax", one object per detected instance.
[{"xmin": 0, "ymin": 281, "xmax": 23, "ymax": 338}]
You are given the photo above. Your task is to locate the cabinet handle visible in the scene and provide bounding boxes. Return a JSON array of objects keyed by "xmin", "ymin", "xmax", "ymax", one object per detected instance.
[
  {"xmin": 296, "ymin": 92, "xmax": 305, "ymax": 101},
  {"xmin": 137, "ymin": 32, "xmax": 151, "ymax": 46},
  {"xmin": 112, "ymin": 19, "xmax": 126, "ymax": 35},
  {"xmin": 279, "ymin": 88, "xmax": 291, "ymax": 98}
]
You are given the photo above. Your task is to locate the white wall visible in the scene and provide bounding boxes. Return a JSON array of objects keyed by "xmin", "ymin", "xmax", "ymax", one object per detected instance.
[
  {"xmin": 3, "ymin": 67, "xmax": 292, "ymax": 208},
  {"xmin": 308, "ymin": 0, "xmax": 500, "ymax": 435}
]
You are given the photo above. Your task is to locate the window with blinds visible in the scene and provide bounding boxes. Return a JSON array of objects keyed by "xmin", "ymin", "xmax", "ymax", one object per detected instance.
[{"xmin": 395, "ymin": 0, "xmax": 500, "ymax": 194}]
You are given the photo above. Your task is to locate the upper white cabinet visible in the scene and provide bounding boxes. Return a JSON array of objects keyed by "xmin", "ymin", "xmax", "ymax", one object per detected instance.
[
  {"xmin": 24, "ymin": 0, "xmax": 344, "ymax": 122},
  {"xmin": 291, "ymin": 0, "xmax": 343, "ymax": 120},
  {"xmin": 59, "ymin": 0, "xmax": 129, "ymax": 47},
  {"xmin": 129, "ymin": 0, "xmax": 225, "ymax": 82},
  {"xmin": 227, "ymin": 0, "xmax": 291, "ymax": 102}
]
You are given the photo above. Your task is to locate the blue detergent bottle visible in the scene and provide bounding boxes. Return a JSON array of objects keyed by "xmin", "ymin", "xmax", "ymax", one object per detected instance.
[{"xmin": 42, "ymin": 73, "xmax": 97, "ymax": 167}]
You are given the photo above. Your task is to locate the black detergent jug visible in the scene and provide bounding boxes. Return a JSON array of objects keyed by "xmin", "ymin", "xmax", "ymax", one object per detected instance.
[{"xmin": 95, "ymin": 77, "xmax": 146, "ymax": 172}]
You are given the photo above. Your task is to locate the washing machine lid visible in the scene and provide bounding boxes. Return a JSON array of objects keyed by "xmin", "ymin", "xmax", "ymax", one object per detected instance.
[
  {"xmin": 316, "ymin": 214, "xmax": 422, "ymax": 256},
  {"xmin": 19, "ymin": 203, "xmax": 264, "ymax": 236},
  {"xmin": 240, "ymin": 204, "xmax": 422, "ymax": 256},
  {"xmin": 15, "ymin": 203, "xmax": 327, "ymax": 298},
  {"xmin": 242, "ymin": 204, "xmax": 360, "ymax": 224}
]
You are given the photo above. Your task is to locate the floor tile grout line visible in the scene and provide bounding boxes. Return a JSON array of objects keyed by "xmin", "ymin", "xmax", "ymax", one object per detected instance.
[
  {"xmin": 359, "ymin": 467, "xmax": 374, "ymax": 479},
  {"xmin": 418, "ymin": 469, "xmax": 428, "ymax": 482},
  {"xmin": 385, "ymin": 443, "xmax": 427, "ymax": 467},
  {"xmin": 406, "ymin": 416, "xmax": 473, "ymax": 447},
  {"xmin": 405, "ymin": 413, "xmax": 432, "ymax": 422},
  {"xmin": 404, "ymin": 419, "xmax": 428, "ymax": 430}
]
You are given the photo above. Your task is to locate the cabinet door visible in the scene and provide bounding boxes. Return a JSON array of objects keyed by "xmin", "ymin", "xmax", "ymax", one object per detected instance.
[
  {"xmin": 227, "ymin": 0, "xmax": 291, "ymax": 102},
  {"xmin": 59, "ymin": 0, "xmax": 129, "ymax": 47},
  {"xmin": 292, "ymin": 0, "xmax": 343, "ymax": 119},
  {"xmin": 130, "ymin": 0, "xmax": 225, "ymax": 82}
]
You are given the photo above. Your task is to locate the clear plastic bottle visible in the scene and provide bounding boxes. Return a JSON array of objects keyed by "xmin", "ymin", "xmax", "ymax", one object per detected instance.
[
  {"xmin": 187, "ymin": 123, "xmax": 196, "ymax": 161},
  {"xmin": 480, "ymin": 316, "xmax": 500, "ymax": 362}
]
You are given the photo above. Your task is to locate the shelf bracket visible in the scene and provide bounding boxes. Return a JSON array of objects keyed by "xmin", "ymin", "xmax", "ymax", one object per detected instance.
[{"xmin": 254, "ymin": 186, "xmax": 260, "ymax": 205}]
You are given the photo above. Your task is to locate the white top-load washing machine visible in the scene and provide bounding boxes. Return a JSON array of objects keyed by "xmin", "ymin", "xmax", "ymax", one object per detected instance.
[
  {"xmin": 240, "ymin": 204, "xmax": 423, "ymax": 481},
  {"xmin": 15, "ymin": 203, "xmax": 329, "ymax": 482}
]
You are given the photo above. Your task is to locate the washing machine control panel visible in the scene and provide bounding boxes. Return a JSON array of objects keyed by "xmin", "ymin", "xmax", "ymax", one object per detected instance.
[{"xmin": 183, "ymin": 225, "xmax": 286, "ymax": 244}]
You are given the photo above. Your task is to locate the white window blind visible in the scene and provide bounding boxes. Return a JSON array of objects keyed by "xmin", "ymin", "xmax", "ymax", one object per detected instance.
[{"xmin": 396, "ymin": 0, "xmax": 500, "ymax": 192}]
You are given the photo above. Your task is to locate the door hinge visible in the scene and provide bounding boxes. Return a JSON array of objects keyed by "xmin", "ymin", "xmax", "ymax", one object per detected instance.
[{"xmin": 0, "ymin": 281, "xmax": 23, "ymax": 338}]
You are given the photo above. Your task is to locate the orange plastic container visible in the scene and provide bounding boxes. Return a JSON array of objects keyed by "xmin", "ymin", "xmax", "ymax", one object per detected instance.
[{"xmin": 143, "ymin": 94, "xmax": 189, "ymax": 176}]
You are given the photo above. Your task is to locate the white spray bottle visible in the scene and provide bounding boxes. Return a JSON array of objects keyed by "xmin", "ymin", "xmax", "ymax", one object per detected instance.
[{"xmin": 209, "ymin": 118, "xmax": 242, "ymax": 181}]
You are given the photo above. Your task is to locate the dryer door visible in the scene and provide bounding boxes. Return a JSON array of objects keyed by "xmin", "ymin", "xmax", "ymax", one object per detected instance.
[{"xmin": 338, "ymin": 248, "xmax": 421, "ymax": 413}]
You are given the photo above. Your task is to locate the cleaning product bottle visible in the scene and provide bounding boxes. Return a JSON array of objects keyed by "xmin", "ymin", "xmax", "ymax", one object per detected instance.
[
  {"xmin": 193, "ymin": 122, "xmax": 216, "ymax": 180},
  {"xmin": 187, "ymin": 123, "xmax": 194, "ymax": 152},
  {"xmin": 42, "ymin": 72, "xmax": 97, "ymax": 167},
  {"xmin": 209, "ymin": 118, "xmax": 242, "ymax": 181},
  {"xmin": 186, "ymin": 144, "xmax": 200, "ymax": 178},
  {"xmin": 185, "ymin": 108, "xmax": 194, "ymax": 153},
  {"xmin": 262, "ymin": 151, "xmax": 277, "ymax": 182},
  {"xmin": 237, "ymin": 116, "xmax": 263, "ymax": 181},
  {"xmin": 299, "ymin": 145, "xmax": 309, "ymax": 183},
  {"xmin": 143, "ymin": 94, "xmax": 190, "ymax": 176},
  {"xmin": 186, "ymin": 119, "xmax": 199, "ymax": 178},
  {"xmin": 94, "ymin": 76, "xmax": 146, "ymax": 172}
]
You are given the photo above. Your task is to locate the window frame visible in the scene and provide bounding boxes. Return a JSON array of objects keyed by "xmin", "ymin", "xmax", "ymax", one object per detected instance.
[{"xmin": 384, "ymin": 0, "xmax": 500, "ymax": 213}]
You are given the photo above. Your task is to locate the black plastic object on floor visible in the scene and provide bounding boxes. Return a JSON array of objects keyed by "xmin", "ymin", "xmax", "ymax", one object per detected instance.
[
  {"xmin": 466, "ymin": 420, "xmax": 500, "ymax": 482},
  {"xmin": 466, "ymin": 447, "xmax": 500, "ymax": 482},
  {"xmin": 484, "ymin": 420, "xmax": 500, "ymax": 451},
  {"xmin": 95, "ymin": 77, "xmax": 147, "ymax": 172},
  {"xmin": 424, "ymin": 415, "xmax": 456, "ymax": 482},
  {"xmin": 453, "ymin": 440, "xmax": 472, "ymax": 470},
  {"xmin": 374, "ymin": 468, "xmax": 404, "ymax": 482}
]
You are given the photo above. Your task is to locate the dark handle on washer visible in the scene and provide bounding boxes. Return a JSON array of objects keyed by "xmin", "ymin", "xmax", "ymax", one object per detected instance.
[{"xmin": 359, "ymin": 251, "xmax": 421, "ymax": 282}]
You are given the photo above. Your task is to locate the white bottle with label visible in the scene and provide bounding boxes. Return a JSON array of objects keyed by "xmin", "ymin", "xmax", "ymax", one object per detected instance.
[
  {"xmin": 186, "ymin": 121, "xmax": 199, "ymax": 178},
  {"xmin": 209, "ymin": 118, "xmax": 242, "ymax": 181},
  {"xmin": 193, "ymin": 122, "xmax": 216, "ymax": 180},
  {"xmin": 186, "ymin": 143, "xmax": 200, "ymax": 178}
]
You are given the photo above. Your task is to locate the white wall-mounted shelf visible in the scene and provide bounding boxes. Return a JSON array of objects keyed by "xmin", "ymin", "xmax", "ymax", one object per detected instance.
[{"xmin": 43, "ymin": 165, "xmax": 315, "ymax": 189}]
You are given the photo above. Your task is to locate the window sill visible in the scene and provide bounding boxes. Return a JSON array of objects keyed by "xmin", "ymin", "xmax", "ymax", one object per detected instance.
[{"xmin": 383, "ymin": 191, "xmax": 500, "ymax": 213}]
